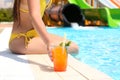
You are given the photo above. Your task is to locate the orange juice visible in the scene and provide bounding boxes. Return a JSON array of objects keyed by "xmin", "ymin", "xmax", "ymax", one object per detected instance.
[{"xmin": 52, "ymin": 46, "xmax": 68, "ymax": 71}]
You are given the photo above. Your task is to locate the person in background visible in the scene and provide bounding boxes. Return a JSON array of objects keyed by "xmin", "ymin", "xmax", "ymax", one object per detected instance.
[{"xmin": 9, "ymin": 0, "xmax": 78, "ymax": 57}]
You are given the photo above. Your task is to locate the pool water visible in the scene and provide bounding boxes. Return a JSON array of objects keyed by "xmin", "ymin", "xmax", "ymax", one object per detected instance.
[{"xmin": 47, "ymin": 27, "xmax": 120, "ymax": 80}]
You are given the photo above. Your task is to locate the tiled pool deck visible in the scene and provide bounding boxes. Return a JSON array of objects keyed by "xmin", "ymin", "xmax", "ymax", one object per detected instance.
[
  {"xmin": 0, "ymin": 24, "xmax": 113, "ymax": 80},
  {"xmin": 27, "ymin": 54, "xmax": 113, "ymax": 80}
]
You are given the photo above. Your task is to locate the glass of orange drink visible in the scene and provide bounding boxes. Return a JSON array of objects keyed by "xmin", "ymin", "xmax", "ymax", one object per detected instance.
[{"xmin": 52, "ymin": 46, "xmax": 68, "ymax": 72}]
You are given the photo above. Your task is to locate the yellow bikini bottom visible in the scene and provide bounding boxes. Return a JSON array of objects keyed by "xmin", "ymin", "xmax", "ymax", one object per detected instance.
[{"xmin": 9, "ymin": 29, "xmax": 39, "ymax": 47}]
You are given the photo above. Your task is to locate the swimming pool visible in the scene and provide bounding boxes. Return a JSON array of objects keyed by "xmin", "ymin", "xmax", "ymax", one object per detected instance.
[{"xmin": 47, "ymin": 27, "xmax": 120, "ymax": 80}]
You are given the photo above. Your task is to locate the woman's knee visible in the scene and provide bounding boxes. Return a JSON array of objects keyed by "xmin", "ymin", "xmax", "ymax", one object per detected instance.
[{"xmin": 67, "ymin": 42, "xmax": 79, "ymax": 54}]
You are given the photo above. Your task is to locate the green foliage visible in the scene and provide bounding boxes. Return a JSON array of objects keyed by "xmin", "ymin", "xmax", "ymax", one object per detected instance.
[
  {"xmin": 59, "ymin": 41, "xmax": 71, "ymax": 47},
  {"xmin": 0, "ymin": 8, "xmax": 13, "ymax": 22}
]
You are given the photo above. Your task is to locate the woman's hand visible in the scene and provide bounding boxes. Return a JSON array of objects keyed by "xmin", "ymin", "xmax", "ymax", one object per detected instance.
[{"xmin": 47, "ymin": 43, "xmax": 55, "ymax": 61}]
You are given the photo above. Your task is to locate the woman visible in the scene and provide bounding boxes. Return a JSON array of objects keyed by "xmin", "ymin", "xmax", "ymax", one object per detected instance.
[{"xmin": 9, "ymin": 0, "xmax": 78, "ymax": 55}]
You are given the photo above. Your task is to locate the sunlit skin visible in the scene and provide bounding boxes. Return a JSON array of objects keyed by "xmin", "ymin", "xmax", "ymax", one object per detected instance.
[{"xmin": 9, "ymin": 0, "xmax": 79, "ymax": 55}]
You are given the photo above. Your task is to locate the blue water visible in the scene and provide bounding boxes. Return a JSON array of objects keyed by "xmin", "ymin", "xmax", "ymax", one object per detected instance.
[{"xmin": 47, "ymin": 27, "xmax": 120, "ymax": 80}]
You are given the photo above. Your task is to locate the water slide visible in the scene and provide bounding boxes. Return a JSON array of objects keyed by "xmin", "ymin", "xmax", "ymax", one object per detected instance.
[
  {"xmin": 110, "ymin": 0, "xmax": 120, "ymax": 8},
  {"xmin": 68, "ymin": 0, "xmax": 120, "ymax": 28},
  {"xmin": 98, "ymin": 0, "xmax": 118, "ymax": 8},
  {"xmin": 99, "ymin": 0, "xmax": 120, "ymax": 8}
]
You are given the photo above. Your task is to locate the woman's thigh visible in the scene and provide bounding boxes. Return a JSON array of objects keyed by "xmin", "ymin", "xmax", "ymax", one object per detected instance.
[
  {"xmin": 9, "ymin": 33, "xmax": 79, "ymax": 54},
  {"xmin": 27, "ymin": 34, "xmax": 65, "ymax": 54},
  {"xmin": 29, "ymin": 34, "xmax": 79, "ymax": 54}
]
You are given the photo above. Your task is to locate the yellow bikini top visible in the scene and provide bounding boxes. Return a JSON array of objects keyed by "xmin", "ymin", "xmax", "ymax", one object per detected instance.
[{"xmin": 20, "ymin": 0, "xmax": 52, "ymax": 16}]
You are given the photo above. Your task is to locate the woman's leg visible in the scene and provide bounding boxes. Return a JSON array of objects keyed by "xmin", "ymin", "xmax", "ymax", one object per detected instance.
[{"xmin": 9, "ymin": 33, "xmax": 79, "ymax": 54}]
